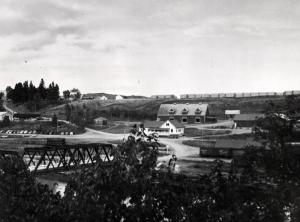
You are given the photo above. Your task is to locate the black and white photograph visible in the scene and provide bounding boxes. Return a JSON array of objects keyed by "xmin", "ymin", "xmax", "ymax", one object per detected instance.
[{"xmin": 0, "ymin": 0, "xmax": 300, "ymax": 221}]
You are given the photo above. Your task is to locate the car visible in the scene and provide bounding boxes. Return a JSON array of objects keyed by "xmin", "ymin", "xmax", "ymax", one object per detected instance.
[{"xmin": 169, "ymin": 134, "xmax": 179, "ymax": 139}]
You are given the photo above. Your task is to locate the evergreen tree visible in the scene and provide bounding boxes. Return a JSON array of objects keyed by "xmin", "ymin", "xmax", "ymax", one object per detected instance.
[
  {"xmin": 28, "ymin": 81, "xmax": 36, "ymax": 101},
  {"xmin": 38, "ymin": 78, "xmax": 47, "ymax": 100},
  {"xmin": 52, "ymin": 114, "xmax": 58, "ymax": 127},
  {"xmin": 54, "ymin": 84, "xmax": 60, "ymax": 101},
  {"xmin": 0, "ymin": 92, "xmax": 4, "ymax": 100},
  {"xmin": 65, "ymin": 104, "xmax": 72, "ymax": 121},
  {"xmin": 13, "ymin": 82, "xmax": 24, "ymax": 103},
  {"xmin": 5, "ymin": 86, "xmax": 13, "ymax": 100},
  {"xmin": 23, "ymin": 81, "xmax": 29, "ymax": 102}
]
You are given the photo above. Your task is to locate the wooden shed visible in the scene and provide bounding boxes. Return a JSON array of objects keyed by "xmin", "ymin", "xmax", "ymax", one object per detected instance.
[{"xmin": 94, "ymin": 117, "xmax": 108, "ymax": 126}]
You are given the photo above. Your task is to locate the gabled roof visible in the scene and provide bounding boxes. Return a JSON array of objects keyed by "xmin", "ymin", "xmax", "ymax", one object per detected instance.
[
  {"xmin": 144, "ymin": 120, "xmax": 184, "ymax": 128},
  {"xmin": 144, "ymin": 121, "xmax": 165, "ymax": 128},
  {"xmin": 157, "ymin": 103, "xmax": 208, "ymax": 116},
  {"xmin": 233, "ymin": 114, "xmax": 264, "ymax": 121},
  {"xmin": 94, "ymin": 117, "xmax": 107, "ymax": 121},
  {"xmin": 169, "ymin": 120, "xmax": 185, "ymax": 128}
]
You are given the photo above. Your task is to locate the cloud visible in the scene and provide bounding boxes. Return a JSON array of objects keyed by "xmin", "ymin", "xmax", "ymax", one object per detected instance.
[
  {"xmin": 1, "ymin": 0, "xmax": 300, "ymax": 95},
  {"xmin": 183, "ymin": 15, "xmax": 300, "ymax": 38},
  {"xmin": 0, "ymin": 0, "xmax": 86, "ymax": 51}
]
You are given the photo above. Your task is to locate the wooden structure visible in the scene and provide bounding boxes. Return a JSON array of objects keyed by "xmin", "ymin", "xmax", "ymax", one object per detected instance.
[
  {"xmin": 0, "ymin": 142, "xmax": 114, "ymax": 174},
  {"xmin": 157, "ymin": 103, "xmax": 209, "ymax": 124}
]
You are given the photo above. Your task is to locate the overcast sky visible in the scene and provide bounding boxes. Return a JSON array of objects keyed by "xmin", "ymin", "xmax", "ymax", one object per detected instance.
[{"xmin": 1, "ymin": 0, "xmax": 300, "ymax": 96}]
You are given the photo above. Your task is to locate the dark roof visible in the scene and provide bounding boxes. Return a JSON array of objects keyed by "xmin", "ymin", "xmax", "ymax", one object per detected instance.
[
  {"xmin": 233, "ymin": 114, "xmax": 264, "ymax": 121},
  {"xmin": 215, "ymin": 139, "xmax": 262, "ymax": 149},
  {"xmin": 169, "ymin": 120, "xmax": 185, "ymax": 128},
  {"xmin": 144, "ymin": 121, "xmax": 164, "ymax": 128},
  {"xmin": 157, "ymin": 103, "xmax": 208, "ymax": 116}
]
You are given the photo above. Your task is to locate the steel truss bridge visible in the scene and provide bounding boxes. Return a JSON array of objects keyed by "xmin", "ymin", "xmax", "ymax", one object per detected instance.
[{"xmin": 0, "ymin": 143, "xmax": 115, "ymax": 173}]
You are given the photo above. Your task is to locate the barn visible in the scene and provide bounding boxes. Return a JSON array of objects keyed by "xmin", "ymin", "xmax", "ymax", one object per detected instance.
[
  {"xmin": 233, "ymin": 114, "xmax": 264, "ymax": 128},
  {"xmin": 157, "ymin": 103, "xmax": 209, "ymax": 124}
]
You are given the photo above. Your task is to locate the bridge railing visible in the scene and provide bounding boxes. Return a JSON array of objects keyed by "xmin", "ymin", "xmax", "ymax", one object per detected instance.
[{"xmin": 0, "ymin": 143, "xmax": 115, "ymax": 173}]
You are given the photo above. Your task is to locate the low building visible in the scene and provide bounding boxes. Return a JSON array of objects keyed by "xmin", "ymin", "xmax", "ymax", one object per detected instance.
[
  {"xmin": 115, "ymin": 95, "xmax": 123, "ymax": 100},
  {"xmin": 96, "ymin": 96, "xmax": 108, "ymax": 100},
  {"xmin": 82, "ymin": 95, "xmax": 95, "ymax": 100},
  {"xmin": 0, "ymin": 112, "xmax": 9, "ymax": 121},
  {"xmin": 200, "ymin": 138, "xmax": 263, "ymax": 158},
  {"xmin": 151, "ymin": 95, "xmax": 178, "ymax": 100},
  {"xmin": 225, "ymin": 110, "xmax": 241, "ymax": 119},
  {"xmin": 94, "ymin": 117, "xmax": 108, "ymax": 126},
  {"xmin": 157, "ymin": 103, "xmax": 209, "ymax": 124},
  {"xmin": 233, "ymin": 114, "xmax": 264, "ymax": 128},
  {"xmin": 143, "ymin": 120, "xmax": 185, "ymax": 137}
]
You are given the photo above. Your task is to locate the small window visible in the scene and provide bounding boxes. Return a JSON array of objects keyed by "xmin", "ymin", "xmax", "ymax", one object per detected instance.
[
  {"xmin": 182, "ymin": 117, "xmax": 187, "ymax": 123},
  {"xmin": 171, "ymin": 129, "xmax": 173, "ymax": 133},
  {"xmin": 195, "ymin": 108, "xmax": 202, "ymax": 115},
  {"xmin": 166, "ymin": 123, "xmax": 169, "ymax": 126},
  {"xmin": 169, "ymin": 117, "xmax": 174, "ymax": 121},
  {"xmin": 182, "ymin": 108, "xmax": 189, "ymax": 114},
  {"xmin": 169, "ymin": 108, "xmax": 176, "ymax": 114},
  {"xmin": 195, "ymin": 117, "xmax": 201, "ymax": 123}
]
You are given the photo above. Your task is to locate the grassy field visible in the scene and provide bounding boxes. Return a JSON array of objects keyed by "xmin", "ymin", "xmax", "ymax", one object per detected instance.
[
  {"xmin": 184, "ymin": 128, "xmax": 232, "ymax": 137},
  {"xmin": 101, "ymin": 124, "xmax": 132, "ymax": 134}
]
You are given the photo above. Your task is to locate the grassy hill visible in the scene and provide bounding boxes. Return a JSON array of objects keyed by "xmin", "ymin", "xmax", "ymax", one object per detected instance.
[
  {"xmin": 31, "ymin": 95, "xmax": 300, "ymax": 121},
  {"xmin": 41, "ymin": 99, "xmax": 165, "ymax": 121}
]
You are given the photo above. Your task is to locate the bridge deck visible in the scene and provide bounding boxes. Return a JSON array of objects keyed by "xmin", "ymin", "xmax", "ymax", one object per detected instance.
[{"xmin": 0, "ymin": 143, "xmax": 115, "ymax": 173}]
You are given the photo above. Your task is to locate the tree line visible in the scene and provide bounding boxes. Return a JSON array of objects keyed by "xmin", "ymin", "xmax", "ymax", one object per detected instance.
[
  {"xmin": 6, "ymin": 79, "xmax": 60, "ymax": 104},
  {"xmin": 64, "ymin": 103, "xmax": 157, "ymax": 128}
]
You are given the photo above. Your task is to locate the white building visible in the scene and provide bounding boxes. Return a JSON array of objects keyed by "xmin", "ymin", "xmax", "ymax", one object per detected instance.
[
  {"xmin": 0, "ymin": 112, "xmax": 10, "ymax": 121},
  {"xmin": 115, "ymin": 95, "xmax": 123, "ymax": 100},
  {"xmin": 96, "ymin": 96, "xmax": 108, "ymax": 100},
  {"xmin": 143, "ymin": 120, "xmax": 185, "ymax": 137},
  {"xmin": 225, "ymin": 110, "xmax": 241, "ymax": 119}
]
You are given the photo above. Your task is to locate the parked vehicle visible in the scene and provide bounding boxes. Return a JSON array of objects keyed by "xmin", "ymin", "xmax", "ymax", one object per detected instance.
[{"xmin": 169, "ymin": 134, "xmax": 179, "ymax": 139}]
